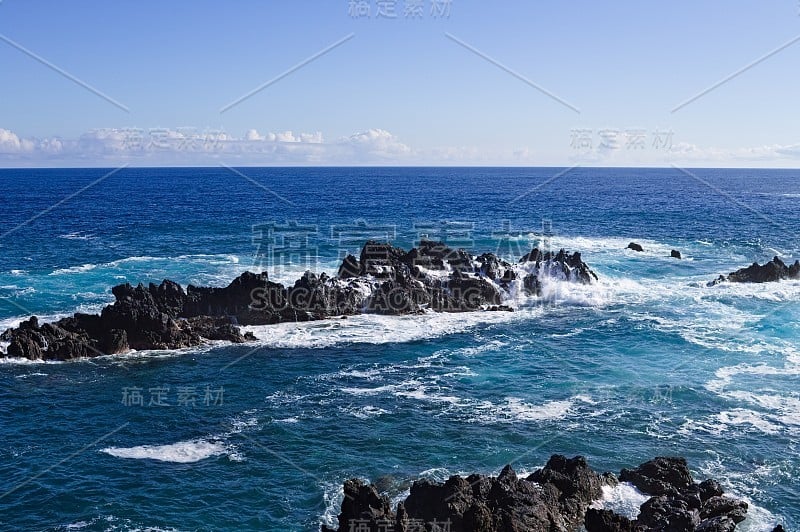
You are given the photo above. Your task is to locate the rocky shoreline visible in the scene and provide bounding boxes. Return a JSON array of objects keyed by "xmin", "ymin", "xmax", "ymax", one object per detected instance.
[
  {"xmin": 322, "ymin": 455, "xmax": 777, "ymax": 532},
  {"xmin": 0, "ymin": 240, "xmax": 596, "ymax": 361}
]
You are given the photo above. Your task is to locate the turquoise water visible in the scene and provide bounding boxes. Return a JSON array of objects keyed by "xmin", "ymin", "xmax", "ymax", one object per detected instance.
[{"xmin": 0, "ymin": 167, "xmax": 798, "ymax": 530}]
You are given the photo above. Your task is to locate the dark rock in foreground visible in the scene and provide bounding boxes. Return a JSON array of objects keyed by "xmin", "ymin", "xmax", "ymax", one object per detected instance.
[
  {"xmin": 1, "ymin": 240, "xmax": 597, "ymax": 361},
  {"xmin": 710, "ymin": 256, "xmax": 800, "ymax": 285},
  {"xmin": 323, "ymin": 455, "xmax": 602, "ymax": 532},
  {"xmin": 619, "ymin": 456, "xmax": 694, "ymax": 496},
  {"xmin": 322, "ymin": 455, "xmax": 750, "ymax": 532}
]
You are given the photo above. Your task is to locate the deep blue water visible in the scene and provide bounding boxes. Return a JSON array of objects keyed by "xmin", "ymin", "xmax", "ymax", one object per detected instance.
[{"xmin": 0, "ymin": 167, "xmax": 798, "ymax": 531}]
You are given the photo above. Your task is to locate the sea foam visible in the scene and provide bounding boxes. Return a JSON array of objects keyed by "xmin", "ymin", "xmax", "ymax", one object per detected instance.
[
  {"xmin": 590, "ymin": 482, "xmax": 650, "ymax": 519},
  {"xmin": 101, "ymin": 438, "xmax": 229, "ymax": 463}
]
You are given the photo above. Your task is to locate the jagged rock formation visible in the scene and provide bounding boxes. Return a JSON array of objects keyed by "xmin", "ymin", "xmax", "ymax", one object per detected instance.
[
  {"xmin": 587, "ymin": 457, "xmax": 749, "ymax": 532},
  {"xmin": 710, "ymin": 256, "xmax": 800, "ymax": 285},
  {"xmin": 323, "ymin": 455, "xmax": 603, "ymax": 532},
  {"xmin": 1, "ymin": 240, "xmax": 597, "ymax": 361},
  {"xmin": 322, "ymin": 456, "xmax": 751, "ymax": 532}
]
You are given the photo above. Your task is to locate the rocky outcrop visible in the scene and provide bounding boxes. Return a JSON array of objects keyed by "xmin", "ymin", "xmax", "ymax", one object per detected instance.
[
  {"xmin": 710, "ymin": 256, "xmax": 800, "ymax": 285},
  {"xmin": 588, "ymin": 457, "xmax": 749, "ymax": 532},
  {"xmin": 323, "ymin": 455, "xmax": 602, "ymax": 532},
  {"xmin": 627, "ymin": 242, "xmax": 644, "ymax": 252},
  {"xmin": 1, "ymin": 240, "xmax": 598, "ymax": 361},
  {"xmin": 518, "ymin": 248, "xmax": 597, "ymax": 295},
  {"xmin": 585, "ymin": 509, "xmax": 636, "ymax": 531},
  {"xmin": 619, "ymin": 457, "xmax": 694, "ymax": 496},
  {"xmin": 0, "ymin": 315, "xmax": 124, "ymax": 361},
  {"xmin": 322, "ymin": 456, "xmax": 750, "ymax": 532},
  {"xmin": 0, "ymin": 281, "xmax": 256, "ymax": 361},
  {"xmin": 671, "ymin": 249, "xmax": 682, "ymax": 259}
]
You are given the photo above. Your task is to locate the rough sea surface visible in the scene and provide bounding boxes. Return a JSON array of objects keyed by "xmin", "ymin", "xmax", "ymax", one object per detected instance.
[{"xmin": 0, "ymin": 167, "xmax": 797, "ymax": 531}]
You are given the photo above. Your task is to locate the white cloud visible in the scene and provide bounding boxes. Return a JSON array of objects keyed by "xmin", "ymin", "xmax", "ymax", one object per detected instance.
[
  {"xmin": 0, "ymin": 128, "xmax": 24, "ymax": 153},
  {"xmin": 0, "ymin": 128, "xmax": 68, "ymax": 157},
  {"xmin": 0, "ymin": 126, "xmax": 798, "ymax": 167},
  {"xmin": 775, "ymin": 144, "xmax": 800, "ymax": 158},
  {"xmin": 244, "ymin": 129, "xmax": 263, "ymax": 141},
  {"xmin": 0, "ymin": 126, "xmax": 407, "ymax": 166},
  {"xmin": 342, "ymin": 128, "xmax": 411, "ymax": 159},
  {"xmin": 569, "ymin": 140, "xmax": 800, "ymax": 168}
]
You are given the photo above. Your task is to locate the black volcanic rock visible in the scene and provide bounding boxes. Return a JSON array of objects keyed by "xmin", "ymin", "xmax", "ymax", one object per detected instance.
[
  {"xmin": 712, "ymin": 256, "xmax": 800, "ymax": 285},
  {"xmin": 367, "ymin": 278, "xmax": 430, "ymax": 315},
  {"xmin": 185, "ymin": 316, "xmax": 255, "ymax": 343},
  {"xmin": 329, "ymin": 455, "xmax": 602, "ymax": 532},
  {"xmin": 476, "ymin": 253, "xmax": 512, "ymax": 280},
  {"xmin": 2, "ymin": 240, "xmax": 601, "ymax": 361},
  {"xmin": 671, "ymin": 249, "xmax": 682, "ymax": 259},
  {"xmin": 627, "ymin": 242, "xmax": 644, "ymax": 252},
  {"xmin": 638, "ymin": 495, "xmax": 701, "ymax": 530},
  {"xmin": 408, "ymin": 239, "xmax": 470, "ymax": 271},
  {"xmin": 0, "ymin": 276, "xmax": 256, "ymax": 360},
  {"xmin": 359, "ymin": 240, "xmax": 408, "ymax": 277},
  {"xmin": 619, "ymin": 456, "xmax": 694, "ymax": 496},
  {"xmin": 1, "ymin": 316, "xmax": 98, "ymax": 361},
  {"xmin": 100, "ymin": 282, "xmax": 201, "ymax": 350},
  {"xmin": 600, "ymin": 458, "xmax": 749, "ymax": 532},
  {"xmin": 697, "ymin": 515, "xmax": 738, "ymax": 532},
  {"xmin": 519, "ymin": 248, "xmax": 598, "ymax": 288},
  {"xmin": 337, "ymin": 254, "xmax": 360, "ymax": 279},
  {"xmin": 700, "ymin": 496, "xmax": 748, "ymax": 523},
  {"xmin": 698, "ymin": 479, "xmax": 725, "ymax": 502},
  {"xmin": 522, "ymin": 273, "xmax": 543, "ymax": 296},
  {"xmin": 322, "ymin": 479, "xmax": 394, "ymax": 532},
  {"xmin": 527, "ymin": 454, "xmax": 604, "ymax": 528},
  {"xmin": 585, "ymin": 508, "xmax": 636, "ymax": 532},
  {"xmin": 443, "ymin": 275, "xmax": 502, "ymax": 311},
  {"xmin": 148, "ymin": 279, "xmax": 187, "ymax": 316},
  {"xmin": 519, "ymin": 248, "xmax": 543, "ymax": 263},
  {"xmin": 325, "ymin": 455, "xmax": 749, "ymax": 532},
  {"xmin": 183, "ymin": 271, "xmax": 274, "ymax": 323}
]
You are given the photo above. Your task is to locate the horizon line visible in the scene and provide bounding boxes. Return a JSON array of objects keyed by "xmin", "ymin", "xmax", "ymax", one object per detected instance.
[{"xmin": 0, "ymin": 164, "xmax": 799, "ymax": 171}]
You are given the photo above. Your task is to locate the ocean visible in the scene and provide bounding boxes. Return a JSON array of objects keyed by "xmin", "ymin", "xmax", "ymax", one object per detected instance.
[{"xmin": 0, "ymin": 167, "xmax": 797, "ymax": 531}]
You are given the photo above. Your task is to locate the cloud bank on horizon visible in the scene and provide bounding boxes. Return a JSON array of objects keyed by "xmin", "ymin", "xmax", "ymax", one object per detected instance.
[
  {"xmin": 1, "ymin": 126, "xmax": 799, "ymax": 168},
  {"xmin": 0, "ymin": 127, "xmax": 410, "ymax": 166}
]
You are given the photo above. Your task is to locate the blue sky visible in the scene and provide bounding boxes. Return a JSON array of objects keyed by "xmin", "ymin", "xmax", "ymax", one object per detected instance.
[{"xmin": 1, "ymin": 0, "xmax": 799, "ymax": 166}]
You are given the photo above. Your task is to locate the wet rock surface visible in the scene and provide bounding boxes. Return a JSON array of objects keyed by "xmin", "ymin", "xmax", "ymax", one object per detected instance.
[
  {"xmin": 1, "ymin": 240, "xmax": 597, "ymax": 361},
  {"xmin": 323, "ymin": 455, "xmax": 750, "ymax": 532},
  {"xmin": 710, "ymin": 256, "xmax": 800, "ymax": 285}
]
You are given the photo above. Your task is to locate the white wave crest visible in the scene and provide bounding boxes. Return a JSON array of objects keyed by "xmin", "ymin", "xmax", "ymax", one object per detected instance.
[
  {"xmin": 101, "ymin": 438, "xmax": 230, "ymax": 463},
  {"xmin": 242, "ymin": 307, "xmax": 544, "ymax": 349}
]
